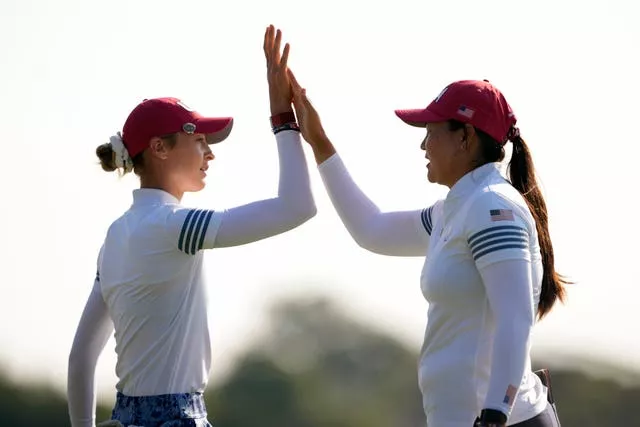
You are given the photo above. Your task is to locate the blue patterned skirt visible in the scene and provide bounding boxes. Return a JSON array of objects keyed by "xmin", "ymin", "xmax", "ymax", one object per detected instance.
[{"xmin": 110, "ymin": 391, "xmax": 212, "ymax": 427}]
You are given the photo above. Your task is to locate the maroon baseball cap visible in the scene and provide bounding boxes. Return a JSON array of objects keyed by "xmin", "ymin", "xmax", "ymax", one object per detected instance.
[
  {"xmin": 395, "ymin": 80, "xmax": 517, "ymax": 144},
  {"xmin": 121, "ymin": 97, "xmax": 234, "ymax": 158}
]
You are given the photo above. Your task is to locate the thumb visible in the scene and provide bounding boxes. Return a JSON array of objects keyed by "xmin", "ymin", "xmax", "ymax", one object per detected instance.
[
  {"xmin": 291, "ymin": 90, "xmax": 305, "ymax": 114},
  {"xmin": 300, "ymin": 89, "xmax": 315, "ymax": 113},
  {"xmin": 288, "ymin": 68, "xmax": 300, "ymax": 89}
]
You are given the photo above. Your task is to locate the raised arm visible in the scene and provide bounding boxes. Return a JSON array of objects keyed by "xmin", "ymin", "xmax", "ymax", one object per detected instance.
[
  {"xmin": 213, "ymin": 26, "xmax": 316, "ymax": 247},
  {"xmin": 68, "ymin": 271, "xmax": 114, "ymax": 427},
  {"xmin": 317, "ymin": 152, "xmax": 440, "ymax": 256},
  {"xmin": 155, "ymin": 26, "xmax": 315, "ymax": 254},
  {"xmin": 286, "ymin": 69, "xmax": 439, "ymax": 256}
]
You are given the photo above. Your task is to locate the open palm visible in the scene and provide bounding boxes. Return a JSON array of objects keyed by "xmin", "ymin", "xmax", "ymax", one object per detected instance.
[
  {"xmin": 263, "ymin": 25, "xmax": 292, "ymax": 115},
  {"xmin": 288, "ymin": 69, "xmax": 328, "ymax": 146}
]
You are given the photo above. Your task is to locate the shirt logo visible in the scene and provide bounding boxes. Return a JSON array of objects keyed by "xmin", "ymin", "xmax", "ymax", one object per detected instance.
[{"xmin": 439, "ymin": 225, "xmax": 452, "ymax": 242}]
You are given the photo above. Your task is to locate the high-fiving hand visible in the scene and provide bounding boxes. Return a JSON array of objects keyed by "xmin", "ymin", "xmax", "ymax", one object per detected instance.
[
  {"xmin": 263, "ymin": 25, "xmax": 336, "ymax": 164},
  {"xmin": 288, "ymin": 69, "xmax": 324, "ymax": 144},
  {"xmin": 263, "ymin": 25, "xmax": 292, "ymax": 115}
]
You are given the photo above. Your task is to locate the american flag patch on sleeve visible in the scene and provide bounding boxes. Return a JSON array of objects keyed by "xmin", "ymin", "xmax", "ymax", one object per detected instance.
[
  {"xmin": 503, "ymin": 384, "xmax": 518, "ymax": 406},
  {"xmin": 490, "ymin": 209, "xmax": 514, "ymax": 222}
]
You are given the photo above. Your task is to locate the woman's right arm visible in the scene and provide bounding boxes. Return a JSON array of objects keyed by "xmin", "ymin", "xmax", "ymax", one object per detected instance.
[
  {"xmin": 288, "ymin": 70, "xmax": 439, "ymax": 257},
  {"xmin": 318, "ymin": 151, "xmax": 440, "ymax": 256}
]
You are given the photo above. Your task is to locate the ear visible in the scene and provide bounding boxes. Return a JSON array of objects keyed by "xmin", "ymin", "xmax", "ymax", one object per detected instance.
[
  {"xmin": 461, "ymin": 123, "xmax": 478, "ymax": 151},
  {"xmin": 148, "ymin": 137, "xmax": 171, "ymax": 160}
]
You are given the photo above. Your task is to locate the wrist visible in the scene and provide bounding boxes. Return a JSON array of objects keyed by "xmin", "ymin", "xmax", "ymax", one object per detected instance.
[
  {"xmin": 269, "ymin": 102, "xmax": 293, "ymax": 116},
  {"xmin": 312, "ymin": 136, "xmax": 336, "ymax": 165},
  {"xmin": 270, "ymin": 111, "xmax": 297, "ymax": 128},
  {"xmin": 474, "ymin": 409, "xmax": 507, "ymax": 427},
  {"xmin": 270, "ymin": 111, "xmax": 299, "ymax": 135}
]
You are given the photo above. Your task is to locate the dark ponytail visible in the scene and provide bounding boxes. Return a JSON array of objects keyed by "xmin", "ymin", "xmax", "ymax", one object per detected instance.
[
  {"xmin": 507, "ymin": 133, "xmax": 568, "ymax": 319},
  {"xmin": 448, "ymin": 120, "xmax": 569, "ymax": 319}
]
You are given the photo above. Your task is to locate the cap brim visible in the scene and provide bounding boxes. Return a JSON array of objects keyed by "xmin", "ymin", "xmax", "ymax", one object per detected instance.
[
  {"xmin": 394, "ymin": 108, "xmax": 447, "ymax": 127},
  {"xmin": 195, "ymin": 117, "xmax": 234, "ymax": 144}
]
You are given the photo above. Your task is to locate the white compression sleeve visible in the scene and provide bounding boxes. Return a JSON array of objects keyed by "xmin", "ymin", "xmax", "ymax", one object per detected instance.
[
  {"xmin": 317, "ymin": 153, "xmax": 431, "ymax": 256},
  {"xmin": 478, "ymin": 259, "xmax": 535, "ymax": 417},
  {"xmin": 68, "ymin": 279, "xmax": 114, "ymax": 427},
  {"xmin": 213, "ymin": 130, "xmax": 316, "ymax": 248}
]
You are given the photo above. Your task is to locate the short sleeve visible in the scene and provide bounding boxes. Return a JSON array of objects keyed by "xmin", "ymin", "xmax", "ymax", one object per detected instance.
[
  {"xmin": 464, "ymin": 193, "xmax": 532, "ymax": 270},
  {"xmin": 162, "ymin": 207, "xmax": 225, "ymax": 255}
]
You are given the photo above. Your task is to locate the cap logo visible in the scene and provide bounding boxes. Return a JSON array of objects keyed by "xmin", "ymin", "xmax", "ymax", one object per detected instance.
[
  {"xmin": 183, "ymin": 123, "xmax": 196, "ymax": 134},
  {"xmin": 176, "ymin": 100, "xmax": 195, "ymax": 112},
  {"xmin": 434, "ymin": 86, "xmax": 449, "ymax": 103},
  {"xmin": 457, "ymin": 105, "xmax": 475, "ymax": 119}
]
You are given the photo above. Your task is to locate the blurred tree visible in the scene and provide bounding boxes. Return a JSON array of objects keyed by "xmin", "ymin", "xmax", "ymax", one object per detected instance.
[
  {"xmin": 0, "ymin": 297, "xmax": 639, "ymax": 426},
  {"xmin": 206, "ymin": 354, "xmax": 306, "ymax": 427},
  {"xmin": 210, "ymin": 297, "xmax": 428, "ymax": 427}
]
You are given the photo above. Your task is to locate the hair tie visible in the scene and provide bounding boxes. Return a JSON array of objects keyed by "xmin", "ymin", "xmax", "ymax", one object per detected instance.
[
  {"xmin": 506, "ymin": 126, "xmax": 521, "ymax": 143},
  {"xmin": 109, "ymin": 132, "xmax": 134, "ymax": 173}
]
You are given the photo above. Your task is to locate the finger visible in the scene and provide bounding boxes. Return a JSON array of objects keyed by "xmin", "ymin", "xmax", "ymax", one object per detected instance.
[
  {"xmin": 272, "ymin": 29, "xmax": 282, "ymax": 62},
  {"xmin": 301, "ymin": 89, "xmax": 315, "ymax": 111},
  {"xmin": 292, "ymin": 87, "xmax": 308, "ymax": 109},
  {"xmin": 292, "ymin": 94, "xmax": 305, "ymax": 116},
  {"xmin": 264, "ymin": 25, "xmax": 274, "ymax": 60},
  {"xmin": 262, "ymin": 25, "xmax": 271, "ymax": 53},
  {"xmin": 288, "ymin": 69, "xmax": 301, "ymax": 90},
  {"xmin": 263, "ymin": 26, "xmax": 268, "ymax": 54},
  {"xmin": 280, "ymin": 43, "xmax": 290, "ymax": 69}
]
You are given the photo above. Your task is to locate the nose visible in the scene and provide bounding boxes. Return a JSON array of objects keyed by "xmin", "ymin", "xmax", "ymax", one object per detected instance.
[
  {"xmin": 420, "ymin": 137, "xmax": 431, "ymax": 160},
  {"xmin": 204, "ymin": 146, "xmax": 215, "ymax": 161}
]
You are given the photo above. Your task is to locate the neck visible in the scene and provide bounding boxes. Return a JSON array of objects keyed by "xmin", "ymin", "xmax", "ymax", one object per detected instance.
[
  {"xmin": 139, "ymin": 172, "xmax": 184, "ymax": 201},
  {"xmin": 442, "ymin": 163, "xmax": 477, "ymax": 189}
]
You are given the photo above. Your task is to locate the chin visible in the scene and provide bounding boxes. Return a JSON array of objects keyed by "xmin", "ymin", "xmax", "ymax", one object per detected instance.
[{"xmin": 186, "ymin": 181, "xmax": 206, "ymax": 193}]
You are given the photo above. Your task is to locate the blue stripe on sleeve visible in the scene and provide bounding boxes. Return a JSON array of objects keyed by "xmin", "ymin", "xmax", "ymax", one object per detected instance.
[
  {"xmin": 184, "ymin": 210, "xmax": 206, "ymax": 255},
  {"xmin": 190, "ymin": 210, "xmax": 210, "ymax": 255},
  {"xmin": 178, "ymin": 209, "xmax": 197, "ymax": 252},
  {"xmin": 196, "ymin": 210, "xmax": 215, "ymax": 252},
  {"xmin": 467, "ymin": 225, "xmax": 529, "ymax": 261},
  {"xmin": 421, "ymin": 206, "xmax": 434, "ymax": 235},
  {"xmin": 178, "ymin": 209, "xmax": 216, "ymax": 254}
]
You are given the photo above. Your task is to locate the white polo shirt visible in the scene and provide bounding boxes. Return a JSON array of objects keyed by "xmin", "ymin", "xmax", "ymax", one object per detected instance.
[
  {"xmin": 418, "ymin": 163, "xmax": 547, "ymax": 426},
  {"xmin": 317, "ymin": 155, "xmax": 549, "ymax": 427},
  {"xmin": 68, "ymin": 130, "xmax": 317, "ymax": 427},
  {"xmin": 98, "ymin": 188, "xmax": 224, "ymax": 396}
]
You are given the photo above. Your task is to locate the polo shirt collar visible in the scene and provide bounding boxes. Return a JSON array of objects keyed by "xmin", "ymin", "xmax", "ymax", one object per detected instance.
[
  {"xmin": 132, "ymin": 188, "xmax": 180, "ymax": 206},
  {"xmin": 442, "ymin": 162, "xmax": 501, "ymax": 219}
]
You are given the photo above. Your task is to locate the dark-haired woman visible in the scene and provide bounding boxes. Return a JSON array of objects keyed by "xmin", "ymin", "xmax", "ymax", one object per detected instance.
[{"xmin": 288, "ymin": 74, "xmax": 565, "ymax": 427}]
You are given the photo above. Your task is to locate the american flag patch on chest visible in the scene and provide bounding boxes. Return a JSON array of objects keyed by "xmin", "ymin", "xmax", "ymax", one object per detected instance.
[{"xmin": 490, "ymin": 209, "xmax": 514, "ymax": 222}]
